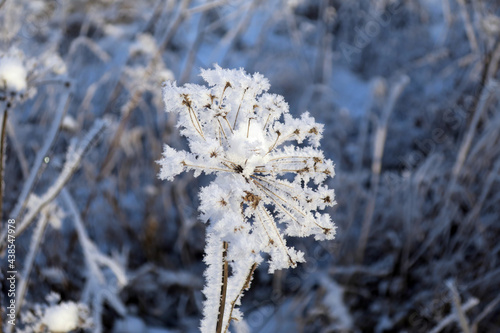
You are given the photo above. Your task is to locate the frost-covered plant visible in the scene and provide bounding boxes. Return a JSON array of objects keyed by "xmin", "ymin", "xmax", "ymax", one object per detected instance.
[
  {"xmin": 0, "ymin": 46, "xmax": 66, "ymax": 221},
  {"xmin": 0, "ymin": 47, "xmax": 30, "ymax": 228},
  {"xmin": 61, "ymin": 189, "xmax": 127, "ymax": 333},
  {"xmin": 158, "ymin": 65, "xmax": 336, "ymax": 332},
  {"xmin": 20, "ymin": 293, "xmax": 92, "ymax": 333},
  {"xmin": 0, "ymin": 52, "xmax": 27, "ymax": 101},
  {"xmin": 0, "ymin": 46, "xmax": 54, "ymax": 106}
]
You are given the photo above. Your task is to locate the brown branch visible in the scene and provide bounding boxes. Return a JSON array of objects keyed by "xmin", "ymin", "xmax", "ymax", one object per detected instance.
[
  {"xmin": 216, "ymin": 241, "xmax": 229, "ymax": 333},
  {"xmin": 0, "ymin": 108, "xmax": 7, "ymax": 223},
  {"xmin": 223, "ymin": 262, "xmax": 258, "ymax": 333}
]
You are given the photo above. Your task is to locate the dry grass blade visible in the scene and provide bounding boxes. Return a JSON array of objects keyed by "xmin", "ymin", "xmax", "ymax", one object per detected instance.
[
  {"xmin": 471, "ymin": 294, "xmax": 500, "ymax": 333},
  {"xmin": 1, "ymin": 119, "xmax": 106, "ymax": 245},
  {"xmin": 447, "ymin": 279, "xmax": 472, "ymax": 333},
  {"xmin": 451, "ymin": 79, "xmax": 499, "ymax": 180},
  {"xmin": 357, "ymin": 75, "xmax": 409, "ymax": 263},
  {"xmin": 11, "ymin": 89, "xmax": 71, "ymax": 221},
  {"xmin": 456, "ymin": 0, "xmax": 479, "ymax": 54}
]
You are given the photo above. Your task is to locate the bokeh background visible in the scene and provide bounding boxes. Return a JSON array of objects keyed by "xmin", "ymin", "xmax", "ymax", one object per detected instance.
[{"xmin": 1, "ymin": 0, "xmax": 500, "ymax": 332}]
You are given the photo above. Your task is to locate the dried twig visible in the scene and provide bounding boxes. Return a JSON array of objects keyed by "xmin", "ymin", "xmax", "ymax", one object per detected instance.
[
  {"xmin": 357, "ymin": 75, "xmax": 409, "ymax": 263},
  {"xmin": 223, "ymin": 262, "xmax": 258, "ymax": 333},
  {"xmin": 0, "ymin": 119, "xmax": 107, "ymax": 251},
  {"xmin": 471, "ymin": 294, "xmax": 500, "ymax": 333},
  {"xmin": 0, "ymin": 107, "xmax": 8, "ymax": 222},
  {"xmin": 456, "ymin": 0, "xmax": 479, "ymax": 54},
  {"xmin": 447, "ymin": 280, "xmax": 472, "ymax": 333},
  {"xmin": 216, "ymin": 241, "xmax": 229, "ymax": 333},
  {"xmin": 428, "ymin": 290, "xmax": 478, "ymax": 333},
  {"xmin": 15, "ymin": 210, "xmax": 49, "ymax": 316},
  {"xmin": 451, "ymin": 79, "xmax": 499, "ymax": 180},
  {"xmin": 10, "ymin": 88, "xmax": 71, "ymax": 221}
]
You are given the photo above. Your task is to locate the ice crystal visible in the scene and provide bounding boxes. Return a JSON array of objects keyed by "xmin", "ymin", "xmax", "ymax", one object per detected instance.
[{"xmin": 158, "ymin": 65, "xmax": 336, "ymax": 332}]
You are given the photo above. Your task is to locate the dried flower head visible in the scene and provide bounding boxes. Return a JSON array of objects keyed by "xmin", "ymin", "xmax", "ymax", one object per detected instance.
[
  {"xmin": 0, "ymin": 49, "xmax": 28, "ymax": 103},
  {"xmin": 158, "ymin": 65, "xmax": 336, "ymax": 331}
]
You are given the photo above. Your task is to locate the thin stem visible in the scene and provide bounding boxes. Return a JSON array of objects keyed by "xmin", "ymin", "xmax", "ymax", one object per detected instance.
[
  {"xmin": 252, "ymin": 174, "xmax": 295, "ymax": 191},
  {"xmin": 82, "ymin": 0, "xmax": 192, "ymax": 219},
  {"xmin": 183, "ymin": 162, "xmax": 234, "ymax": 174},
  {"xmin": 233, "ymin": 89, "xmax": 247, "ymax": 128},
  {"xmin": 447, "ymin": 279, "xmax": 472, "ymax": 333},
  {"xmin": 185, "ymin": 101, "xmax": 206, "ymax": 140},
  {"xmin": 11, "ymin": 89, "xmax": 71, "ymax": 220},
  {"xmin": 187, "ymin": 0, "xmax": 229, "ymax": 15},
  {"xmin": 356, "ymin": 75, "xmax": 409, "ymax": 263},
  {"xmin": 217, "ymin": 82, "xmax": 233, "ymax": 133},
  {"xmin": 252, "ymin": 177, "xmax": 330, "ymax": 232},
  {"xmin": 256, "ymin": 207, "xmax": 294, "ymax": 265},
  {"xmin": 216, "ymin": 241, "xmax": 229, "ymax": 333},
  {"xmin": 0, "ymin": 120, "xmax": 107, "ymax": 251},
  {"xmin": 219, "ymin": 82, "xmax": 231, "ymax": 106},
  {"xmin": 223, "ymin": 262, "xmax": 258, "ymax": 333},
  {"xmin": 267, "ymin": 131, "xmax": 296, "ymax": 153},
  {"xmin": 16, "ymin": 211, "xmax": 49, "ymax": 315},
  {"xmin": 269, "ymin": 155, "xmax": 317, "ymax": 161},
  {"xmin": 216, "ymin": 118, "xmax": 228, "ymax": 140},
  {"xmin": 246, "ymin": 118, "xmax": 253, "ymax": 138},
  {"xmin": 251, "ymin": 178, "xmax": 304, "ymax": 226},
  {"xmin": 269, "ymin": 159, "xmax": 308, "ymax": 165},
  {"xmin": 223, "ymin": 116, "xmax": 234, "ymax": 134},
  {"xmin": 273, "ymin": 168, "xmax": 309, "ymax": 173},
  {"xmin": 0, "ymin": 108, "xmax": 8, "ymax": 222},
  {"xmin": 266, "ymin": 132, "xmax": 280, "ymax": 154},
  {"xmin": 253, "ymin": 178, "xmax": 306, "ymax": 216},
  {"xmin": 263, "ymin": 113, "xmax": 271, "ymax": 131}
]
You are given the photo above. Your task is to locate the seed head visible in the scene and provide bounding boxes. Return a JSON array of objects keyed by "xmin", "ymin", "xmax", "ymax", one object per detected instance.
[{"xmin": 158, "ymin": 65, "xmax": 336, "ymax": 272}]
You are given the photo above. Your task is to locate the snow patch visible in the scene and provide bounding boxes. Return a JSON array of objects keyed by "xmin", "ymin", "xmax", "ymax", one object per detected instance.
[{"xmin": 42, "ymin": 302, "xmax": 79, "ymax": 333}]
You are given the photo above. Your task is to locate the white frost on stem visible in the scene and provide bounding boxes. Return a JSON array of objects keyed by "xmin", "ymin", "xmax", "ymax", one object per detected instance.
[
  {"xmin": 0, "ymin": 119, "xmax": 107, "ymax": 252},
  {"xmin": 13, "ymin": 119, "xmax": 108, "ymax": 238},
  {"xmin": 200, "ymin": 228, "xmax": 225, "ymax": 332},
  {"xmin": 61, "ymin": 188, "xmax": 127, "ymax": 333},
  {"xmin": 11, "ymin": 89, "xmax": 71, "ymax": 221}
]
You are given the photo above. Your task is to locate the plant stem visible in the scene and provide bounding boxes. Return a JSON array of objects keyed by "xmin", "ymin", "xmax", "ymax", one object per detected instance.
[
  {"xmin": 216, "ymin": 241, "xmax": 229, "ymax": 333},
  {"xmin": 0, "ymin": 108, "xmax": 8, "ymax": 223},
  {"xmin": 224, "ymin": 262, "xmax": 258, "ymax": 333},
  {"xmin": 16, "ymin": 211, "xmax": 49, "ymax": 315}
]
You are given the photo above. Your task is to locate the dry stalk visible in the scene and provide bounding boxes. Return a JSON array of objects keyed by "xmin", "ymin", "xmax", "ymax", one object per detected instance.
[
  {"xmin": 216, "ymin": 241, "xmax": 229, "ymax": 333},
  {"xmin": 428, "ymin": 297, "xmax": 478, "ymax": 333},
  {"xmin": 451, "ymin": 79, "xmax": 499, "ymax": 180},
  {"xmin": 471, "ymin": 294, "xmax": 500, "ymax": 333},
  {"xmin": 456, "ymin": 0, "xmax": 479, "ymax": 54},
  {"xmin": 0, "ymin": 108, "xmax": 8, "ymax": 222},
  {"xmin": 223, "ymin": 262, "xmax": 258, "ymax": 333},
  {"xmin": 447, "ymin": 280, "xmax": 472, "ymax": 333},
  {"xmin": 356, "ymin": 75, "xmax": 409, "ymax": 263},
  {"xmin": 83, "ymin": 0, "xmax": 192, "ymax": 218}
]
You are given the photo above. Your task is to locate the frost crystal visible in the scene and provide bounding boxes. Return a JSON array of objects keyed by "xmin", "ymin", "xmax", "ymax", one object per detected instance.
[{"xmin": 158, "ymin": 65, "xmax": 336, "ymax": 332}]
